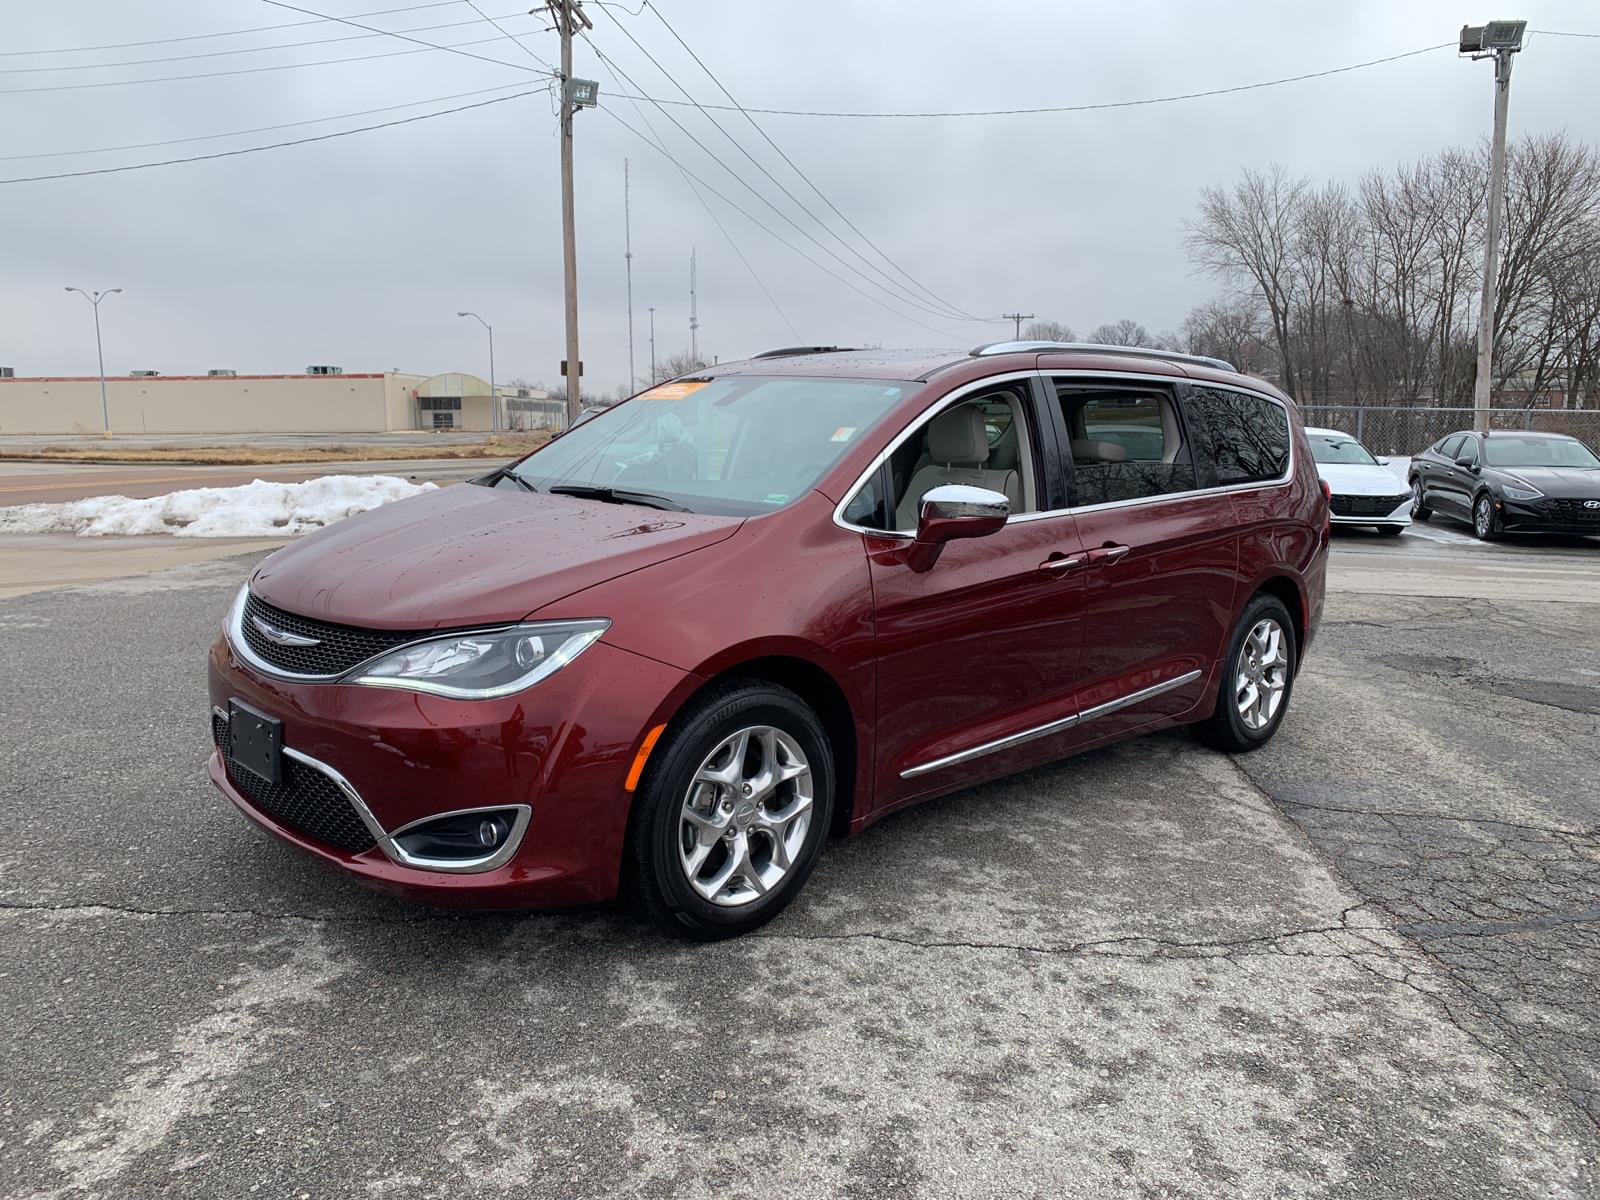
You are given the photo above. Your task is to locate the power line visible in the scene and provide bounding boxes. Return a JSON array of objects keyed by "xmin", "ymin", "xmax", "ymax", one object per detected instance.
[
  {"xmin": 589, "ymin": 44, "xmax": 801, "ymax": 342},
  {"xmin": 0, "ymin": 10, "xmax": 543, "ymax": 74},
  {"xmin": 1530, "ymin": 29, "xmax": 1600, "ymax": 39},
  {"xmin": 0, "ymin": 81, "xmax": 536, "ymax": 161},
  {"xmin": 582, "ymin": 32, "xmax": 977, "ymax": 325},
  {"xmin": 0, "ymin": 1, "xmax": 463, "ymax": 57},
  {"xmin": 603, "ymin": 42, "xmax": 1459, "ymax": 119},
  {"xmin": 0, "ymin": 33, "xmax": 547, "ymax": 94},
  {"xmin": 591, "ymin": 12, "xmax": 976, "ymax": 324},
  {"xmin": 597, "ymin": 105, "xmax": 962, "ymax": 342},
  {"xmin": 458, "ymin": 0, "xmax": 555, "ymax": 70},
  {"xmin": 640, "ymin": 1, "xmax": 982, "ymax": 322},
  {"xmin": 257, "ymin": 0, "xmax": 547, "ymax": 77},
  {"xmin": 0, "ymin": 88, "xmax": 546, "ymax": 184}
]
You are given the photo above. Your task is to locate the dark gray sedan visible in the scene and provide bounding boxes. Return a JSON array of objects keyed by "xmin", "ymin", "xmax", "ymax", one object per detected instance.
[{"xmin": 1409, "ymin": 430, "xmax": 1600, "ymax": 539}]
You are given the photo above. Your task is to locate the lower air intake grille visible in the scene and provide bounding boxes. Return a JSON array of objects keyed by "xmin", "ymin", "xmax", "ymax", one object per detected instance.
[
  {"xmin": 212, "ymin": 713, "xmax": 377, "ymax": 855},
  {"xmin": 1331, "ymin": 493, "xmax": 1408, "ymax": 517}
]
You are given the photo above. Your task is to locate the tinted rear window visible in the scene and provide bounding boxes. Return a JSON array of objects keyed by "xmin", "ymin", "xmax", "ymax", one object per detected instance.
[{"xmin": 1185, "ymin": 387, "xmax": 1290, "ymax": 486}]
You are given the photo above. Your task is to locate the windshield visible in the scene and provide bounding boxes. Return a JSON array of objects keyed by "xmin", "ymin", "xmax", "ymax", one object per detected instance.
[
  {"xmin": 1484, "ymin": 435, "xmax": 1600, "ymax": 469},
  {"xmin": 509, "ymin": 375, "xmax": 911, "ymax": 516},
  {"xmin": 1308, "ymin": 432, "xmax": 1378, "ymax": 466}
]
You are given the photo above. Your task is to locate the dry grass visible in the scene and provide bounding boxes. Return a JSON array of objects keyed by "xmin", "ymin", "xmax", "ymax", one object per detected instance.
[{"xmin": 0, "ymin": 433, "xmax": 551, "ymax": 466}]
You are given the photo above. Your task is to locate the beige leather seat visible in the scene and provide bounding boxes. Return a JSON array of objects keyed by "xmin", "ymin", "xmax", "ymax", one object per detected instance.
[
  {"xmin": 894, "ymin": 406, "xmax": 1020, "ymax": 530},
  {"xmin": 1070, "ymin": 438, "xmax": 1129, "ymax": 463}
]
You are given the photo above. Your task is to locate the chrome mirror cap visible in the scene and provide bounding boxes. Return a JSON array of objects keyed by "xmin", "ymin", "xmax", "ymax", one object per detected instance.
[{"xmin": 918, "ymin": 483, "xmax": 1010, "ymax": 522}]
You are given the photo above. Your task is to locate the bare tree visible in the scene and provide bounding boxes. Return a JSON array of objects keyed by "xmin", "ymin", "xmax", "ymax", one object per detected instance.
[
  {"xmin": 650, "ymin": 350, "xmax": 711, "ymax": 385},
  {"xmin": 1087, "ymin": 318, "xmax": 1152, "ymax": 346},
  {"xmin": 1022, "ymin": 319, "xmax": 1075, "ymax": 342},
  {"xmin": 1178, "ymin": 297, "xmax": 1275, "ymax": 374},
  {"xmin": 1185, "ymin": 164, "xmax": 1310, "ymax": 398}
]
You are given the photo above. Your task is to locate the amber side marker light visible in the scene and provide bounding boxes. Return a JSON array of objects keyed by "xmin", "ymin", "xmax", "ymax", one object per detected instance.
[{"xmin": 624, "ymin": 724, "xmax": 667, "ymax": 792}]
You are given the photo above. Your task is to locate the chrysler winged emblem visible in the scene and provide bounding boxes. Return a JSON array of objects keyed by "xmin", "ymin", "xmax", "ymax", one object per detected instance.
[{"xmin": 251, "ymin": 615, "xmax": 321, "ymax": 647}]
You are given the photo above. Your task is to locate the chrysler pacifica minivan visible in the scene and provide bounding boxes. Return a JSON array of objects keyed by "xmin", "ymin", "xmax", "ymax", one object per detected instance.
[{"xmin": 208, "ymin": 343, "xmax": 1328, "ymax": 937}]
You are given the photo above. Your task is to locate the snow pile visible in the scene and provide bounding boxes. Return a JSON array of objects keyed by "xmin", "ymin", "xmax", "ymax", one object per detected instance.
[{"xmin": 0, "ymin": 474, "xmax": 437, "ymax": 538}]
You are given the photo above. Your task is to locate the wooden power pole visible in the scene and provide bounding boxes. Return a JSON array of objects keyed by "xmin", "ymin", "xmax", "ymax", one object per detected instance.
[{"xmin": 550, "ymin": 0, "xmax": 593, "ymax": 424}]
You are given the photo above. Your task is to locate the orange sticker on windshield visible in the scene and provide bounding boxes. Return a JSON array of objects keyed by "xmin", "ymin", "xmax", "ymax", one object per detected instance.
[{"xmin": 638, "ymin": 380, "xmax": 710, "ymax": 400}]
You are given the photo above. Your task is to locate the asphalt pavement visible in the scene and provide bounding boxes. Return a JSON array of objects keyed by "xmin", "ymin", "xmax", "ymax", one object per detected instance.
[{"xmin": 1, "ymin": 525, "xmax": 1597, "ymax": 1198}]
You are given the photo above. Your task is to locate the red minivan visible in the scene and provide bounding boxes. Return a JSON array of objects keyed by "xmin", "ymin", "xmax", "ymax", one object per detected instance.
[{"xmin": 208, "ymin": 344, "xmax": 1328, "ymax": 937}]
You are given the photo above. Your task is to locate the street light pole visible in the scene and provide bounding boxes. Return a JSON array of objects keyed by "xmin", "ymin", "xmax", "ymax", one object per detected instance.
[
  {"xmin": 64, "ymin": 286, "xmax": 121, "ymax": 437},
  {"xmin": 1463, "ymin": 19, "xmax": 1527, "ymax": 432},
  {"xmin": 457, "ymin": 311, "xmax": 497, "ymax": 432}
]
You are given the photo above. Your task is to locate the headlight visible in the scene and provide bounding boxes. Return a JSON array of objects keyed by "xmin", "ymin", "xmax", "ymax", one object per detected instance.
[
  {"xmin": 346, "ymin": 619, "xmax": 609, "ymax": 699},
  {"xmin": 1501, "ymin": 483, "xmax": 1543, "ymax": 501}
]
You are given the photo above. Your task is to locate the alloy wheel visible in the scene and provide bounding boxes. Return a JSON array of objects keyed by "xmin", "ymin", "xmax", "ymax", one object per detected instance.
[
  {"xmin": 1475, "ymin": 495, "xmax": 1492, "ymax": 538},
  {"xmin": 678, "ymin": 725, "xmax": 813, "ymax": 907},
  {"xmin": 1412, "ymin": 479, "xmax": 1425, "ymax": 516},
  {"xmin": 1235, "ymin": 618, "xmax": 1289, "ymax": 733}
]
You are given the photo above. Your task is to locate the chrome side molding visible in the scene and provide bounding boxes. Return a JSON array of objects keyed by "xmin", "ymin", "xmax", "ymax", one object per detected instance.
[{"xmin": 899, "ymin": 669, "xmax": 1204, "ymax": 780}]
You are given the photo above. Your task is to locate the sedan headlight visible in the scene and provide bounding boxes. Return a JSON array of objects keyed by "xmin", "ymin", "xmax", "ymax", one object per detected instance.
[
  {"xmin": 346, "ymin": 619, "xmax": 609, "ymax": 699},
  {"xmin": 1501, "ymin": 483, "xmax": 1543, "ymax": 501}
]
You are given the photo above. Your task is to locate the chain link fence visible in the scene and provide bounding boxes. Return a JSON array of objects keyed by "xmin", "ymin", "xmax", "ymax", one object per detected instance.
[{"xmin": 1297, "ymin": 405, "xmax": 1600, "ymax": 457}]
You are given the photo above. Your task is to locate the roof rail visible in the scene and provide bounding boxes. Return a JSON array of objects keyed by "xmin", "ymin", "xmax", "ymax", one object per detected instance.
[
  {"xmin": 751, "ymin": 345, "xmax": 855, "ymax": 359},
  {"xmin": 969, "ymin": 341, "xmax": 1236, "ymax": 373}
]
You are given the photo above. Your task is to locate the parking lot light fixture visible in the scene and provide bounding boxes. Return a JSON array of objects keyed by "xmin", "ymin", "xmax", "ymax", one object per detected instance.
[
  {"xmin": 457, "ymin": 310, "xmax": 497, "ymax": 433},
  {"xmin": 64, "ymin": 285, "xmax": 122, "ymax": 437}
]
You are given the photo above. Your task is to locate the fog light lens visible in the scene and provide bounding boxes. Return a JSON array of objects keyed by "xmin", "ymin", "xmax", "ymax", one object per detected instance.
[
  {"xmin": 390, "ymin": 807, "xmax": 524, "ymax": 864},
  {"xmin": 477, "ymin": 817, "xmax": 508, "ymax": 847}
]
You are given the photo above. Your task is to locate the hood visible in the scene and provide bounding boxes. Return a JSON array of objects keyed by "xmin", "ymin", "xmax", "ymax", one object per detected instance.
[
  {"xmin": 1316, "ymin": 462, "xmax": 1407, "ymax": 496},
  {"xmin": 1495, "ymin": 465, "xmax": 1600, "ymax": 499},
  {"xmin": 251, "ymin": 483, "xmax": 743, "ymax": 628}
]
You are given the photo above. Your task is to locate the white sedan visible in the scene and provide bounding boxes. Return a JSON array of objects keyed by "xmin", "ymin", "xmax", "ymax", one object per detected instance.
[{"xmin": 1306, "ymin": 426, "xmax": 1411, "ymax": 536}]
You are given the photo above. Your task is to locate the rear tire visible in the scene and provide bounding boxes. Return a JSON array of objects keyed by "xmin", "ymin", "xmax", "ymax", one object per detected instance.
[
  {"xmin": 1410, "ymin": 477, "xmax": 1432, "ymax": 521},
  {"xmin": 1193, "ymin": 593, "xmax": 1298, "ymax": 754},
  {"xmin": 627, "ymin": 681, "xmax": 833, "ymax": 940}
]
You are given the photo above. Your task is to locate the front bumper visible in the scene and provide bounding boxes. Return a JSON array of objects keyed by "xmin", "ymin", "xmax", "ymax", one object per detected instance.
[
  {"xmin": 1329, "ymin": 495, "xmax": 1410, "ymax": 526},
  {"xmin": 1495, "ymin": 496, "xmax": 1600, "ymax": 535},
  {"xmin": 207, "ymin": 634, "xmax": 698, "ymax": 907}
]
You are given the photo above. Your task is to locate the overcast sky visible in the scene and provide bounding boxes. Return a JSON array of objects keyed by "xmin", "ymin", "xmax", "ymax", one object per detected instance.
[{"xmin": 3, "ymin": 1, "xmax": 1598, "ymax": 395}]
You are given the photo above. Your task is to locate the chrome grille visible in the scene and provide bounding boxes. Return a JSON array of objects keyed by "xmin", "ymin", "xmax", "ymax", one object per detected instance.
[{"xmin": 240, "ymin": 591, "xmax": 424, "ymax": 677}]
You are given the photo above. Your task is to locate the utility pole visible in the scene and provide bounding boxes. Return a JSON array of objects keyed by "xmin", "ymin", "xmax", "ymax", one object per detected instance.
[
  {"xmin": 1003, "ymin": 312, "xmax": 1034, "ymax": 339},
  {"xmin": 1462, "ymin": 19, "xmax": 1527, "ymax": 432},
  {"xmin": 549, "ymin": 0, "xmax": 593, "ymax": 425},
  {"xmin": 648, "ymin": 305, "xmax": 657, "ymax": 384},
  {"xmin": 689, "ymin": 247, "xmax": 699, "ymax": 363},
  {"xmin": 624, "ymin": 158, "xmax": 635, "ymax": 393},
  {"xmin": 64, "ymin": 286, "xmax": 122, "ymax": 438}
]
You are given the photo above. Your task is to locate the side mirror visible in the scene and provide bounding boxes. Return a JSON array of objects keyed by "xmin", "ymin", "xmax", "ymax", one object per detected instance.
[
  {"xmin": 1455, "ymin": 456, "xmax": 1477, "ymax": 471},
  {"xmin": 1376, "ymin": 456, "xmax": 1391, "ymax": 466},
  {"xmin": 904, "ymin": 484, "xmax": 1008, "ymax": 573}
]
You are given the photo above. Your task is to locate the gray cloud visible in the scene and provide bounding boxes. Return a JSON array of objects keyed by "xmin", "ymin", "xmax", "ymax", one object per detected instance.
[{"xmin": 3, "ymin": 0, "xmax": 1596, "ymax": 395}]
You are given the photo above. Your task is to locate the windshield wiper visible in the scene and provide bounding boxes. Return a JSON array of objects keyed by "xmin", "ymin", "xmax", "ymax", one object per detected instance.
[
  {"xmin": 494, "ymin": 469, "xmax": 538, "ymax": 492},
  {"xmin": 547, "ymin": 484, "xmax": 690, "ymax": 512}
]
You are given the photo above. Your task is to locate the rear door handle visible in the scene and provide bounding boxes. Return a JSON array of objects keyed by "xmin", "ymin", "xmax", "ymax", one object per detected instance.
[
  {"xmin": 1087, "ymin": 544, "xmax": 1131, "ymax": 564},
  {"xmin": 1039, "ymin": 554, "xmax": 1083, "ymax": 573}
]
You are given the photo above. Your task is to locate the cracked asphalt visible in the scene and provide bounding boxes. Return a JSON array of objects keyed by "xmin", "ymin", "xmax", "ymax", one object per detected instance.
[{"xmin": 2, "ymin": 524, "xmax": 1598, "ymax": 1198}]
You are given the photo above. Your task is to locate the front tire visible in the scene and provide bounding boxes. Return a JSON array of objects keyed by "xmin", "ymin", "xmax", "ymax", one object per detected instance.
[
  {"xmin": 1193, "ymin": 593, "xmax": 1298, "ymax": 753},
  {"xmin": 1473, "ymin": 492, "xmax": 1500, "ymax": 541},
  {"xmin": 628, "ymin": 681, "xmax": 834, "ymax": 939}
]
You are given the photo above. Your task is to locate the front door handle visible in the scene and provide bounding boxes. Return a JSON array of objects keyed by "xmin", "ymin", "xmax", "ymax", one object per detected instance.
[
  {"xmin": 1039, "ymin": 554, "xmax": 1083, "ymax": 573},
  {"xmin": 1087, "ymin": 544, "xmax": 1131, "ymax": 565}
]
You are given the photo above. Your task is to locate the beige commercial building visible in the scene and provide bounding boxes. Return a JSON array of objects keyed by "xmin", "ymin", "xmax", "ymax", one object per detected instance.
[{"xmin": 0, "ymin": 370, "xmax": 559, "ymax": 436}]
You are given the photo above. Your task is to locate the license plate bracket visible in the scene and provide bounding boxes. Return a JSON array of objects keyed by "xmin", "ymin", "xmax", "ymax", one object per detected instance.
[{"xmin": 227, "ymin": 700, "xmax": 283, "ymax": 785}]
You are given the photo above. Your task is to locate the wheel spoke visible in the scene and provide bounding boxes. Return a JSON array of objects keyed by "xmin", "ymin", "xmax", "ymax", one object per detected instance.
[{"xmin": 683, "ymin": 806, "xmax": 729, "ymax": 837}]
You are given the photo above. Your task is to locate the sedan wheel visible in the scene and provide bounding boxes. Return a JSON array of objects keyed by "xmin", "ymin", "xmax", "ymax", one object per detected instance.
[
  {"xmin": 1474, "ymin": 493, "xmax": 1499, "ymax": 541},
  {"xmin": 678, "ymin": 725, "xmax": 812, "ymax": 907},
  {"xmin": 1411, "ymin": 478, "xmax": 1432, "ymax": 520}
]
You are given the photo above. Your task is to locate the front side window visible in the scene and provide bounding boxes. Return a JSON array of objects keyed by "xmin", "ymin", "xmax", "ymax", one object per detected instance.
[
  {"xmin": 1484, "ymin": 435, "xmax": 1600, "ymax": 469},
  {"xmin": 1056, "ymin": 384, "xmax": 1196, "ymax": 506},
  {"xmin": 510, "ymin": 375, "xmax": 910, "ymax": 517},
  {"xmin": 1458, "ymin": 437, "xmax": 1480, "ymax": 466},
  {"xmin": 846, "ymin": 386, "xmax": 1038, "ymax": 533},
  {"xmin": 1438, "ymin": 434, "xmax": 1467, "ymax": 461},
  {"xmin": 1185, "ymin": 387, "xmax": 1290, "ymax": 487}
]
